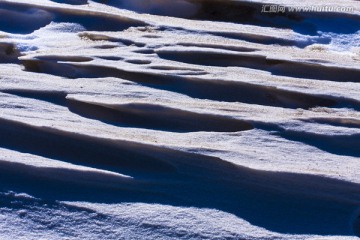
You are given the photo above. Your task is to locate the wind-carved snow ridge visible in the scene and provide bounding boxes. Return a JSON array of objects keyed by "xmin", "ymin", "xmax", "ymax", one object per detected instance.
[{"xmin": 0, "ymin": 0, "xmax": 360, "ymax": 239}]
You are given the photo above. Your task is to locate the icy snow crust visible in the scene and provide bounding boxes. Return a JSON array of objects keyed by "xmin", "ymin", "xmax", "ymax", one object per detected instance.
[{"xmin": 0, "ymin": 0, "xmax": 360, "ymax": 239}]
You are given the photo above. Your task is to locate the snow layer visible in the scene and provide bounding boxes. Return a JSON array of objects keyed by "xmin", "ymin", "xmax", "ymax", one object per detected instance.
[{"xmin": 0, "ymin": 0, "xmax": 360, "ymax": 239}]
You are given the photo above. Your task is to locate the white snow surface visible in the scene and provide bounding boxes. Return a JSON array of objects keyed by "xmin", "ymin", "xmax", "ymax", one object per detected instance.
[{"xmin": 0, "ymin": 0, "xmax": 360, "ymax": 239}]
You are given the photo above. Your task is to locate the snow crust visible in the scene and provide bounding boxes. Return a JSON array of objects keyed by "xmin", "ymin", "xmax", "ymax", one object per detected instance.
[{"xmin": 0, "ymin": 0, "xmax": 360, "ymax": 239}]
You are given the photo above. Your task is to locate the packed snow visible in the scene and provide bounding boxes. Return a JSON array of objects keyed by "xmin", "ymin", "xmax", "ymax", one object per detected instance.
[{"xmin": 0, "ymin": 0, "xmax": 360, "ymax": 239}]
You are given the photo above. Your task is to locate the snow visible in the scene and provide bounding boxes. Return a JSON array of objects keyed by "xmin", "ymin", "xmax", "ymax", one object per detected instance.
[{"xmin": 0, "ymin": 0, "xmax": 360, "ymax": 239}]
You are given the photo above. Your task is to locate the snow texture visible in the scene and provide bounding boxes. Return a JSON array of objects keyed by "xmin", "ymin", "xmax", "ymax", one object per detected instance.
[{"xmin": 0, "ymin": 0, "xmax": 360, "ymax": 239}]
